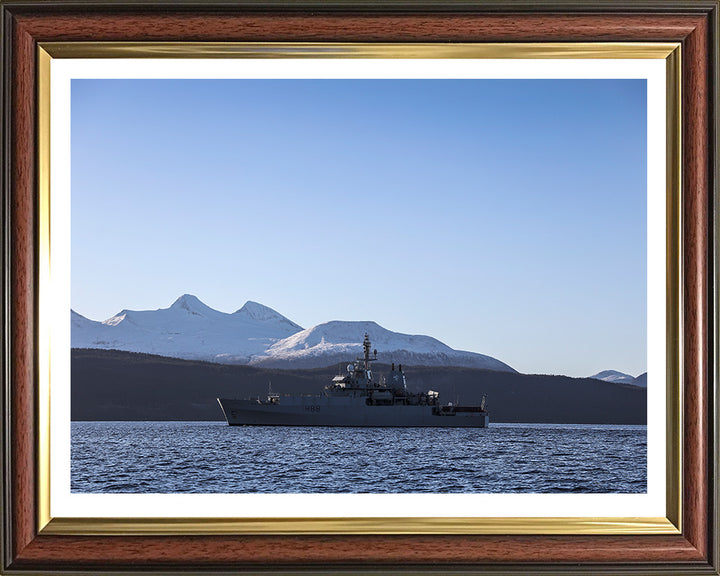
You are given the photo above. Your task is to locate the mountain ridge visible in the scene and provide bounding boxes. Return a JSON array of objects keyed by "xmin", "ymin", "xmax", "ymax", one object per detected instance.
[
  {"xmin": 70, "ymin": 348, "xmax": 647, "ymax": 424},
  {"xmin": 590, "ymin": 369, "xmax": 647, "ymax": 387},
  {"xmin": 72, "ymin": 294, "xmax": 516, "ymax": 372}
]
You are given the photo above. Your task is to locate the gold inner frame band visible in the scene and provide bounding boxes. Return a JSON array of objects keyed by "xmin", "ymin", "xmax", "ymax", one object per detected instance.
[
  {"xmin": 37, "ymin": 45, "xmax": 52, "ymax": 536},
  {"xmin": 43, "ymin": 516, "xmax": 677, "ymax": 536},
  {"xmin": 664, "ymin": 44, "xmax": 682, "ymax": 532},
  {"xmin": 36, "ymin": 41, "xmax": 682, "ymax": 536},
  {"xmin": 41, "ymin": 41, "xmax": 679, "ymax": 59}
]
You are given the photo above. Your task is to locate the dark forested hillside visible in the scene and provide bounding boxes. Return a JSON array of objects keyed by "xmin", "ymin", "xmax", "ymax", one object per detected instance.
[{"xmin": 71, "ymin": 349, "xmax": 646, "ymax": 424}]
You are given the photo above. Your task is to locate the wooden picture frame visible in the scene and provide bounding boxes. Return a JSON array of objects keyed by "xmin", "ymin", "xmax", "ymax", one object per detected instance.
[{"xmin": 1, "ymin": 1, "xmax": 717, "ymax": 573}]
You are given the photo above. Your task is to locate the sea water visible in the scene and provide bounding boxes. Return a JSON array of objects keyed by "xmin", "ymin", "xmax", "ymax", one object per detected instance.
[{"xmin": 71, "ymin": 421, "xmax": 646, "ymax": 493}]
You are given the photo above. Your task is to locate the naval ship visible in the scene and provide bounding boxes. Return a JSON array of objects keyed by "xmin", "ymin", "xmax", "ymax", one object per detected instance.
[{"xmin": 217, "ymin": 334, "xmax": 489, "ymax": 427}]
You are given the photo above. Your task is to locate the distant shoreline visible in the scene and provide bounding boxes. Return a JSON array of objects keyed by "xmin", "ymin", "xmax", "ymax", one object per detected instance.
[{"xmin": 71, "ymin": 349, "xmax": 647, "ymax": 425}]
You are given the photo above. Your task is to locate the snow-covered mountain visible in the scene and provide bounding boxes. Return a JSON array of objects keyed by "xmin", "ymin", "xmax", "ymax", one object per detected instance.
[
  {"xmin": 590, "ymin": 370, "xmax": 646, "ymax": 387},
  {"xmin": 71, "ymin": 294, "xmax": 303, "ymax": 364},
  {"xmin": 251, "ymin": 320, "xmax": 516, "ymax": 372},
  {"xmin": 71, "ymin": 294, "xmax": 516, "ymax": 372}
]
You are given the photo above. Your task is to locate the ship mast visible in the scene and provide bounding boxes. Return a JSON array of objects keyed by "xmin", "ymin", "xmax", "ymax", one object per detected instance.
[{"xmin": 362, "ymin": 333, "xmax": 377, "ymax": 370}]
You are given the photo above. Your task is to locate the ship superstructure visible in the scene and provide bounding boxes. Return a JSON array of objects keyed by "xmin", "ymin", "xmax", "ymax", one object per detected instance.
[{"xmin": 217, "ymin": 334, "xmax": 489, "ymax": 427}]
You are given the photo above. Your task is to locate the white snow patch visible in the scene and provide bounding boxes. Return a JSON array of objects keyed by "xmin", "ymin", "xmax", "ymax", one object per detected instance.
[{"xmin": 589, "ymin": 370, "xmax": 637, "ymax": 385}]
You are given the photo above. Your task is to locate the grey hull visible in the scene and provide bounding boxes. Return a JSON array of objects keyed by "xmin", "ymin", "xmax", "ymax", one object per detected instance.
[{"xmin": 217, "ymin": 397, "xmax": 489, "ymax": 428}]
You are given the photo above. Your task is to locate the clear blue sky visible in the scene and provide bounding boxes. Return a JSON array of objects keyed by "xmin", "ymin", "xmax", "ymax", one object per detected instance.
[{"xmin": 71, "ymin": 79, "xmax": 647, "ymax": 377}]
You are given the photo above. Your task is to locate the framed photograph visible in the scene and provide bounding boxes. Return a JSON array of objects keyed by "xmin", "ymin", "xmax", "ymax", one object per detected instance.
[{"xmin": 1, "ymin": 1, "xmax": 717, "ymax": 574}]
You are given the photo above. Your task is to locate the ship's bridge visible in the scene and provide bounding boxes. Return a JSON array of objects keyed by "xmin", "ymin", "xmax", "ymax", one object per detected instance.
[{"xmin": 331, "ymin": 375, "xmax": 348, "ymax": 388}]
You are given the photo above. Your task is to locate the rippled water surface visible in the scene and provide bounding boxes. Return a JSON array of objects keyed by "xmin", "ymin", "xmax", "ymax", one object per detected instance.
[{"xmin": 71, "ymin": 422, "xmax": 646, "ymax": 493}]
